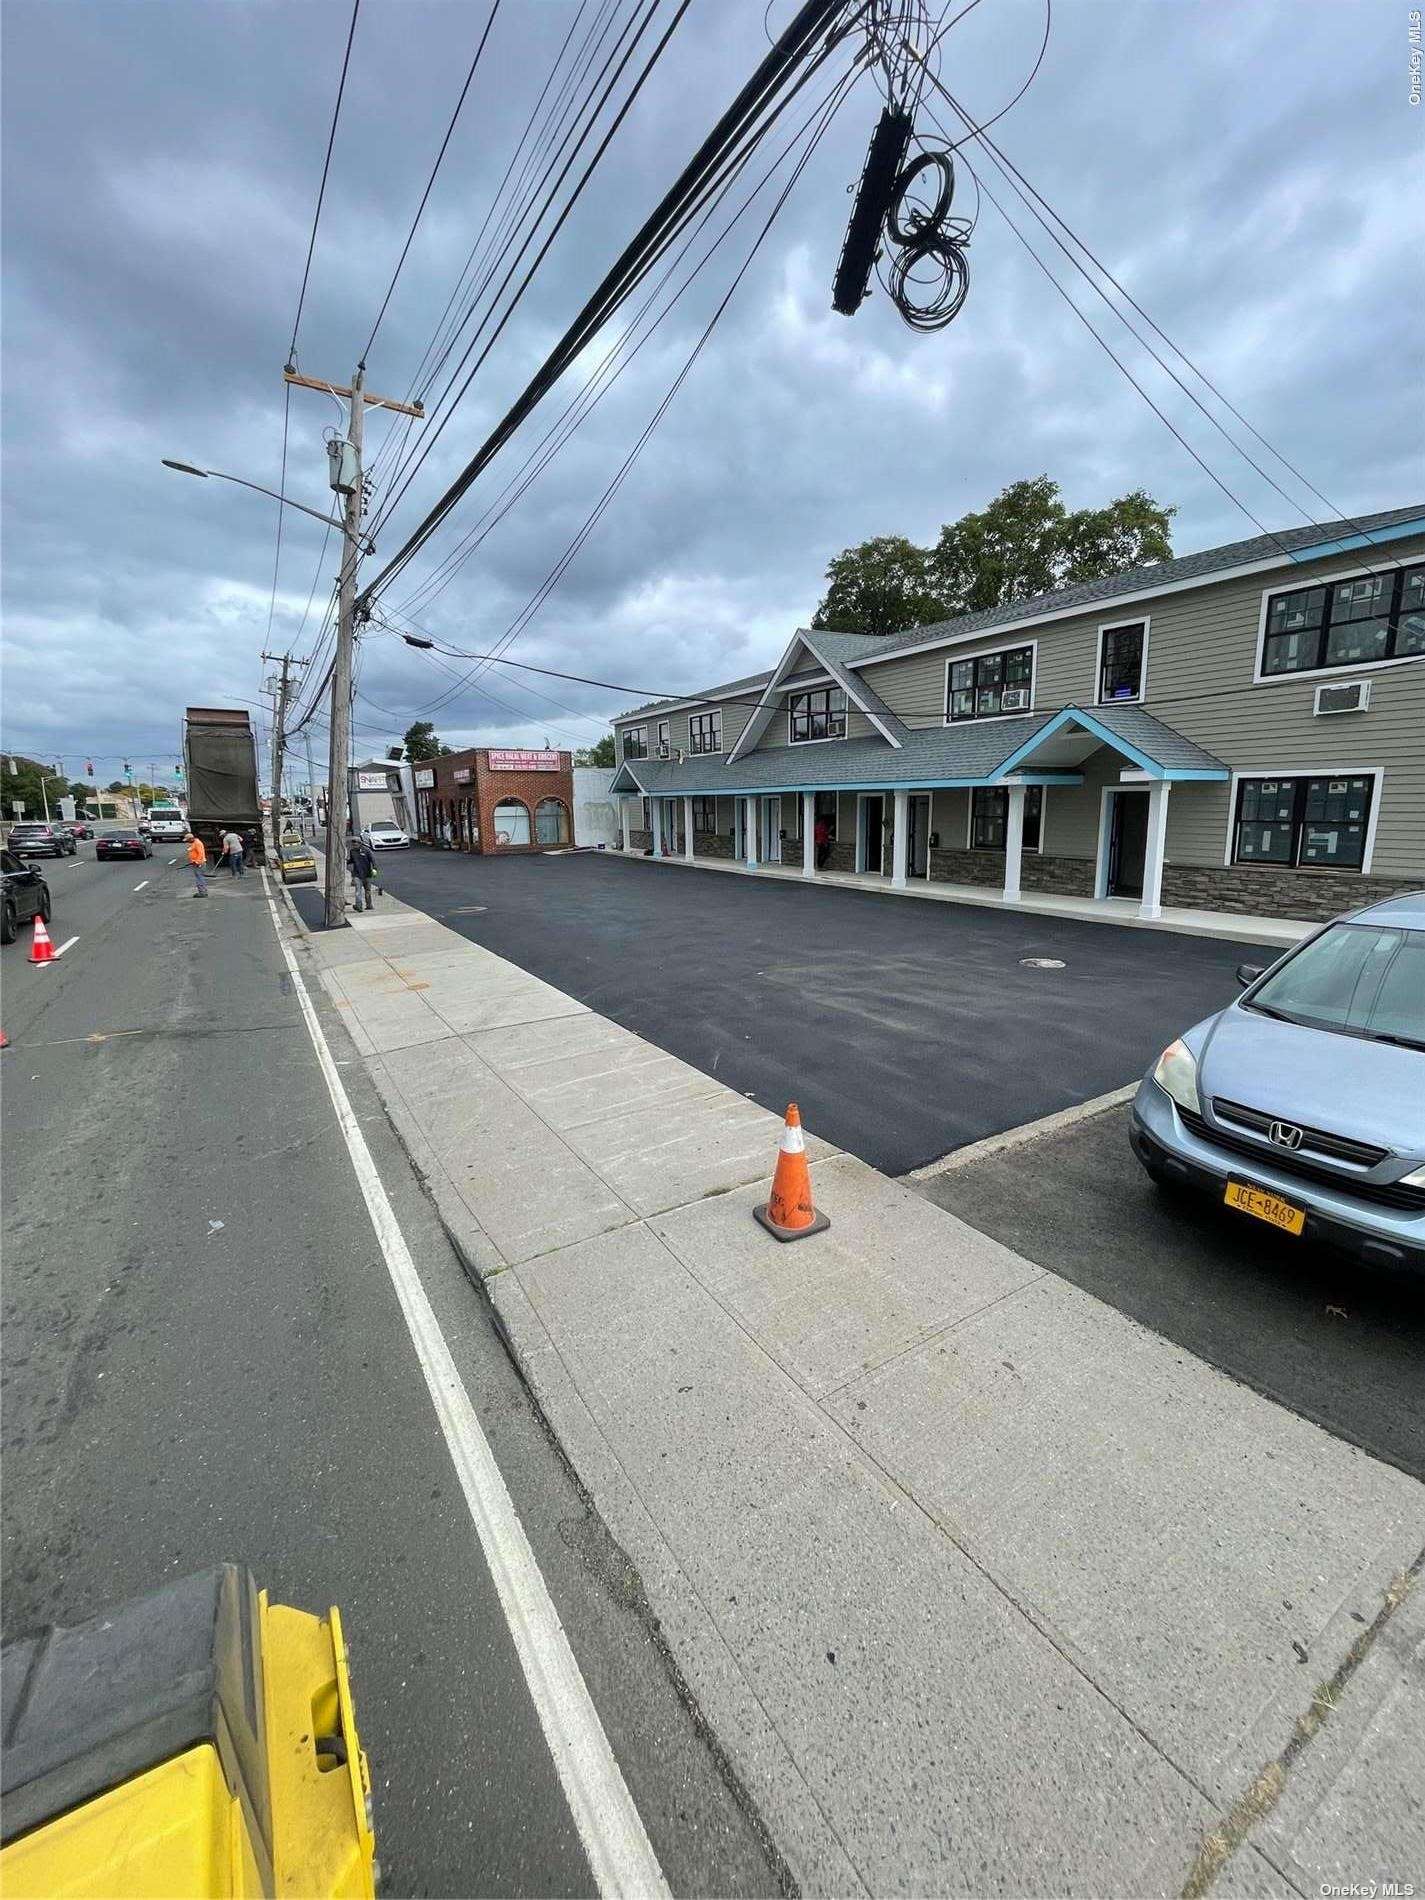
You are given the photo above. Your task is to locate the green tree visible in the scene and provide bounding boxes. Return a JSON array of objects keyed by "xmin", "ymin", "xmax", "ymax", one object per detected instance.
[
  {"xmin": 575, "ymin": 735, "xmax": 616, "ymax": 768},
  {"xmin": 402, "ymin": 721, "xmax": 451, "ymax": 761},
  {"xmin": 810, "ymin": 534, "xmax": 950, "ymax": 637},
  {"xmin": 931, "ymin": 477, "xmax": 1174, "ymax": 614},
  {"xmin": 811, "ymin": 480, "xmax": 1175, "ymax": 635}
]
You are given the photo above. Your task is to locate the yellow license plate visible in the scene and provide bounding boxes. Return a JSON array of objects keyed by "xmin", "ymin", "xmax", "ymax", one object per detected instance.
[{"xmin": 1223, "ymin": 1181, "xmax": 1305, "ymax": 1235}]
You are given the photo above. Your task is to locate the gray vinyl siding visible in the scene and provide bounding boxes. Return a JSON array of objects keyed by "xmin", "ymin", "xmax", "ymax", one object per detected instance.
[{"xmin": 613, "ymin": 696, "xmax": 753, "ymax": 765}]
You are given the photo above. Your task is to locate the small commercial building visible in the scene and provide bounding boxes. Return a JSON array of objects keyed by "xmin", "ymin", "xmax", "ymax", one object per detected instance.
[
  {"xmin": 413, "ymin": 747, "xmax": 575, "ymax": 853},
  {"xmin": 347, "ymin": 759, "xmax": 415, "ymax": 835},
  {"xmin": 607, "ymin": 505, "xmax": 1425, "ymax": 923}
]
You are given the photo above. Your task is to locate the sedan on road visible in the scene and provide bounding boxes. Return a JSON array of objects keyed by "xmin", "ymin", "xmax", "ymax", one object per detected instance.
[
  {"xmin": 1131, "ymin": 892, "xmax": 1425, "ymax": 1269},
  {"xmin": 8, "ymin": 823, "xmax": 76, "ymax": 859},
  {"xmin": 362, "ymin": 820, "xmax": 409, "ymax": 849},
  {"xmin": 1, "ymin": 848, "xmax": 51, "ymax": 944},
  {"xmin": 95, "ymin": 831, "xmax": 154, "ymax": 861}
]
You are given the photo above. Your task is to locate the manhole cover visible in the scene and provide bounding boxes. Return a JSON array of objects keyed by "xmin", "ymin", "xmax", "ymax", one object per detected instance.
[{"xmin": 1019, "ymin": 956, "xmax": 1065, "ymax": 969}]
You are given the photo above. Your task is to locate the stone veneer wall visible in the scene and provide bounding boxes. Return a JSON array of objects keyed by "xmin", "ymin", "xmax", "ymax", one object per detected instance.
[
  {"xmin": 695, "ymin": 830, "xmax": 736, "ymax": 860},
  {"xmin": 1161, "ymin": 864, "xmax": 1416, "ymax": 922}
]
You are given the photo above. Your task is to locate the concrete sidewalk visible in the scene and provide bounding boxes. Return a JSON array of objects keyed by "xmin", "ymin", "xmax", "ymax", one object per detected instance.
[{"xmin": 286, "ymin": 879, "xmax": 1425, "ymax": 1898}]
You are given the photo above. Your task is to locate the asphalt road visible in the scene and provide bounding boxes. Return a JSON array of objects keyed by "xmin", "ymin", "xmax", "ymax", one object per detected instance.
[
  {"xmin": 1, "ymin": 839, "xmax": 780, "ymax": 1896},
  {"xmin": 362, "ymin": 848, "xmax": 1266, "ymax": 1174},
  {"xmin": 915, "ymin": 1104, "xmax": 1425, "ymax": 1481}
]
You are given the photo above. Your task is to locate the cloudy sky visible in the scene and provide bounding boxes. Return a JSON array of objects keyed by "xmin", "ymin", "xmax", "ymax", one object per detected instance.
[{"xmin": 3, "ymin": 0, "xmax": 1420, "ymax": 784}]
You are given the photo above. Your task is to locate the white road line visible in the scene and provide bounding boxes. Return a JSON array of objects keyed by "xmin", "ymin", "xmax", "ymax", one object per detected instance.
[
  {"xmin": 168, "ymin": 857, "xmax": 178, "ymax": 865},
  {"xmin": 52, "ymin": 936, "xmax": 79, "ymax": 959},
  {"xmin": 258, "ymin": 870, "xmax": 667, "ymax": 1900},
  {"xmin": 133, "ymin": 880, "xmax": 149, "ymax": 892},
  {"xmin": 904, "ymin": 1081, "xmax": 1139, "ymax": 1180}
]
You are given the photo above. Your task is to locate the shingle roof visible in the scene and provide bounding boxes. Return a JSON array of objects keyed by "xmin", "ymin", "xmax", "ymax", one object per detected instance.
[
  {"xmin": 615, "ymin": 667, "xmax": 772, "ymax": 722},
  {"xmin": 610, "ymin": 702, "xmax": 1227, "ymax": 796},
  {"xmin": 842, "ymin": 505, "xmax": 1425, "ymax": 665},
  {"xmin": 798, "ymin": 630, "xmax": 908, "ymax": 743}
]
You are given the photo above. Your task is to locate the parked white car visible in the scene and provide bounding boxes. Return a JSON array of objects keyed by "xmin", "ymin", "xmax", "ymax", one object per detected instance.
[{"xmin": 362, "ymin": 820, "xmax": 410, "ymax": 849}]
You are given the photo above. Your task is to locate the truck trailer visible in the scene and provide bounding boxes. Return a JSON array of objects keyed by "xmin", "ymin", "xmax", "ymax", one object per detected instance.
[{"xmin": 183, "ymin": 707, "xmax": 265, "ymax": 866}]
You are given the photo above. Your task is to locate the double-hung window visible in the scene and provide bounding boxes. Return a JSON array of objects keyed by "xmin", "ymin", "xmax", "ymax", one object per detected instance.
[
  {"xmin": 656, "ymin": 719, "xmax": 671, "ymax": 756},
  {"xmin": 970, "ymin": 785, "xmax": 1042, "ymax": 851},
  {"xmin": 1261, "ymin": 564, "xmax": 1425, "ymax": 677},
  {"xmin": 788, "ymin": 686, "xmax": 847, "ymax": 743},
  {"xmin": 691, "ymin": 796, "xmax": 716, "ymax": 832},
  {"xmin": 689, "ymin": 711, "xmax": 722, "ymax": 754},
  {"xmin": 1233, "ymin": 774, "xmax": 1374, "ymax": 870},
  {"xmin": 623, "ymin": 725, "xmax": 647, "ymax": 759},
  {"xmin": 947, "ymin": 644, "xmax": 1033, "ymax": 721},
  {"xmin": 1097, "ymin": 622, "xmax": 1147, "ymax": 702}
]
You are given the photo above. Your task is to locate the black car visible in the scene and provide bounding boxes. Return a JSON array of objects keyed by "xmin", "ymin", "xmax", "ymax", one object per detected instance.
[
  {"xmin": 1, "ymin": 848, "xmax": 51, "ymax": 944},
  {"xmin": 8, "ymin": 822, "xmax": 76, "ymax": 859},
  {"xmin": 96, "ymin": 831, "xmax": 153, "ymax": 861}
]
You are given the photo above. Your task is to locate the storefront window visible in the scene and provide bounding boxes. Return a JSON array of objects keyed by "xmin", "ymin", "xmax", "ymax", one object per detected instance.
[
  {"xmin": 535, "ymin": 798, "xmax": 570, "ymax": 845},
  {"xmin": 493, "ymin": 798, "xmax": 531, "ymax": 847},
  {"xmin": 970, "ymin": 786, "xmax": 1042, "ymax": 850}
]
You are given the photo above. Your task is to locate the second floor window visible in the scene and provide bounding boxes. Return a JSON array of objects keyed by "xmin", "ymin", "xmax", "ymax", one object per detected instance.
[
  {"xmin": 947, "ymin": 644, "xmax": 1033, "ymax": 721},
  {"xmin": 788, "ymin": 687, "xmax": 847, "ymax": 743},
  {"xmin": 656, "ymin": 720, "xmax": 670, "ymax": 754},
  {"xmin": 1098, "ymin": 622, "xmax": 1146, "ymax": 702},
  {"xmin": 622, "ymin": 726, "xmax": 648, "ymax": 759},
  {"xmin": 690, "ymin": 711, "xmax": 722, "ymax": 754},
  {"xmin": 1262, "ymin": 564, "xmax": 1425, "ymax": 676}
]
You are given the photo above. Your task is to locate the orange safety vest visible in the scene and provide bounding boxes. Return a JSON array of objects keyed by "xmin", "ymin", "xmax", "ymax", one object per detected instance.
[{"xmin": 187, "ymin": 837, "xmax": 206, "ymax": 866}]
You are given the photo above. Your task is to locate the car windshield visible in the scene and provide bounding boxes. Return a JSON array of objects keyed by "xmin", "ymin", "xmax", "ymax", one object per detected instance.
[
  {"xmin": 1246, "ymin": 922, "xmax": 1425, "ymax": 1049},
  {"xmin": 372, "ymin": 823, "xmax": 399, "ymax": 832}
]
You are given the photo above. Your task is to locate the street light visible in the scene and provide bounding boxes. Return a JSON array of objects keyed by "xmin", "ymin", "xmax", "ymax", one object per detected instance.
[{"xmin": 161, "ymin": 460, "xmax": 374, "ymax": 553}]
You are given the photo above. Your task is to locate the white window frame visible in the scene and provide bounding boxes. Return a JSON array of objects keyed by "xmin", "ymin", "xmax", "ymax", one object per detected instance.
[
  {"xmin": 787, "ymin": 684, "xmax": 848, "ymax": 746},
  {"xmin": 689, "ymin": 710, "xmax": 723, "ymax": 756},
  {"xmin": 943, "ymin": 640, "xmax": 1038, "ymax": 725},
  {"xmin": 1093, "ymin": 617, "xmax": 1151, "ymax": 706},
  {"xmin": 965, "ymin": 784, "xmax": 1046, "ymax": 853},
  {"xmin": 1253, "ymin": 560, "xmax": 1425, "ymax": 686},
  {"xmin": 656, "ymin": 719, "xmax": 671, "ymax": 756},
  {"xmin": 1220, "ymin": 766, "xmax": 1385, "ymax": 873}
]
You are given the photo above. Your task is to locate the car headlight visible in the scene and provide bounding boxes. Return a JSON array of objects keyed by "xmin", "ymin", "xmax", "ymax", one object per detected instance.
[{"xmin": 1152, "ymin": 1038, "xmax": 1201, "ymax": 1116}]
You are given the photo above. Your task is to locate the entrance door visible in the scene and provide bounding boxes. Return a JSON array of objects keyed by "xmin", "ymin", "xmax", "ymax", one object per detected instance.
[
  {"xmin": 1108, "ymin": 790, "xmax": 1149, "ymax": 897},
  {"xmin": 861, "ymin": 795, "xmax": 885, "ymax": 874},
  {"xmin": 908, "ymin": 795, "xmax": 931, "ymax": 877},
  {"xmin": 762, "ymin": 797, "xmax": 782, "ymax": 864}
]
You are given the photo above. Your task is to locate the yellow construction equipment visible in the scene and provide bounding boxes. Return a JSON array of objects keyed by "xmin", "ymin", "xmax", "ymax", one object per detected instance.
[{"xmin": 1, "ymin": 1566, "xmax": 376, "ymax": 1897}]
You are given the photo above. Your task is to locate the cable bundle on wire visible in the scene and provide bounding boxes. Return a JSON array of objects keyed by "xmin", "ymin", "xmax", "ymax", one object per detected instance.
[{"xmin": 879, "ymin": 137, "xmax": 970, "ymax": 329}]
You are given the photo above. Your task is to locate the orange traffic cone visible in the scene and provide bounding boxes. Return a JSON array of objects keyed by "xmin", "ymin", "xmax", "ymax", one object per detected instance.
[
  {"xmin": 754, "ymin": 1102, "xmax": 830, "ymax": 1243},
  {"xmin": 0, "ymin": 1029, "xmax": 9, "ymax": 1048},
  {"xmin": 28, "ymin": 917, "xmax": 56, "ymax": 964}
]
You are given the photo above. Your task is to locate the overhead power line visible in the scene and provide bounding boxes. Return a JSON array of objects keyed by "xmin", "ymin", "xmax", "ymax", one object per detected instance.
[
  {"xmin": 289, "ymin": 0, "xmax": 362, "ymax": 360},
  {"xmin": 359, "ymin": 0, "xmax": 504, "ymax": 367},
  {"xmin": 359, "ymin": 0, "xmax": 865, "ymax": 609}
]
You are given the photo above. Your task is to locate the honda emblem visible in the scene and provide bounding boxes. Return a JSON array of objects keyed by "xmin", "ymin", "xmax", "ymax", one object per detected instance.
[{"xmin": 1268, "ymin": 1120, "xmax": 1304, "ymax": 1151}]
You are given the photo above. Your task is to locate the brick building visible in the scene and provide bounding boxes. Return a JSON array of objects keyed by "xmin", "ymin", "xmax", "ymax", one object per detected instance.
[{"xmin": 412, "ymin": 747, "xmax": 574, "ymax": 854}]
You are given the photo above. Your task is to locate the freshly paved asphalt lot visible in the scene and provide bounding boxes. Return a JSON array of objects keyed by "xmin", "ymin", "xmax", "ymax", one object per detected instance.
[
  {"xmin": 916, "ymin": 1104, "xmax": 1425, "ymax": 1481},
  {"xmin": 365, "ymin": 847, "xmax": 1266, "ymax": 1174}
]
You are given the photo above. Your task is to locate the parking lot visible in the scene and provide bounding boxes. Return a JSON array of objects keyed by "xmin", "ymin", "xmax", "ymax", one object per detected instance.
[{"xmin": 366, "ymin": 847, "xmax": 1263, "ymax": 1174}]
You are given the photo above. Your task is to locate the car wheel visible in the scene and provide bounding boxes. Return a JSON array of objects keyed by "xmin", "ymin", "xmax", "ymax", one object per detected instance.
[
  {"xmin": 38, "ymin": 889, "xmax": 51, "ymax": 923},
  {"xmin": 1, "ymin": 901, "xmax": 15, "ymax": 946}
]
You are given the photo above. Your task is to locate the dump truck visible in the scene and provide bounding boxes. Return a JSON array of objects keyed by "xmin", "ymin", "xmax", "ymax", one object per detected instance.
[{"xmin": 184, "ymin": 707, "xmax": 265, "ymax": 866}]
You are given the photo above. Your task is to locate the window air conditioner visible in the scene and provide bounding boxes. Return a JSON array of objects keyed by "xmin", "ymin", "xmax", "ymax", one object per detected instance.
[
  {"xmin": 1313, "ymin": 679, "xmax": 1371, "ymax": 716},
  {"xmin": 657, "ymin": 742, "xmax": 671, "ymax": 757},
  {"xmin": 1001, "ymin": 688, "xmax": 1031, "ymax": 712}
]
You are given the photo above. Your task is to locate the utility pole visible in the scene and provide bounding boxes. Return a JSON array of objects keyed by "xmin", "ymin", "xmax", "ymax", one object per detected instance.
[
  {"xmin": 262, "ymin": 651, "xmax": 301, "ymax": 847},
  {"xmin": 283, "ymin": 364, "xmax": 422, "ymax": 926},
  {"xmin": 304, "ymin": 726, "xmax": 317, "ymax": 841}
]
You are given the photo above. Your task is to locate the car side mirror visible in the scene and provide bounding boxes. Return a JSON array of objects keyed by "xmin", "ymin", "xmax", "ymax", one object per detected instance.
[{"xmin": 1235, "ymin": 962, "xmax": 1265, "ymax": 989}]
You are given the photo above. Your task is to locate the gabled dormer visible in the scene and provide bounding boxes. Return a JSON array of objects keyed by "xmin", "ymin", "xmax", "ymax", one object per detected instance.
[{"xmin": 726, "ymin": 629, "xmax": 908, "ymax": 762}]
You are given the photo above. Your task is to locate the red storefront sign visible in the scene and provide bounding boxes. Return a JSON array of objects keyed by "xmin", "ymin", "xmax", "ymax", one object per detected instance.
[{"xmin": 487, "ymin": 748, "xmax": 560, "ymax": 772}]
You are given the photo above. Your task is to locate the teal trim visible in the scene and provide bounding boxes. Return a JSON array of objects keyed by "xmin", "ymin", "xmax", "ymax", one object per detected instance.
[
  {"xmin": 1285, "ymin": 516, "xmax": 1425, "ymax": 563},
  {"xmin": 989, "ymin": 705, "xmax": 1227, "ymax": 782}
]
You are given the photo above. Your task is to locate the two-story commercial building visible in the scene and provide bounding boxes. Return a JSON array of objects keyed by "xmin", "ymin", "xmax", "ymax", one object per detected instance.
[{"xmin": 606, "ymin": 506, "xmax": 1424, "ymax": 923}]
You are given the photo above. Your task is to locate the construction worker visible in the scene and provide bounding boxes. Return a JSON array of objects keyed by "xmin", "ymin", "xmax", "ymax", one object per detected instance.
[
  {"xmin": 187, "ymin": 831, "xmax": 208, "ymax": 896},
  {"xmin": 347, "ymin": 836, "xmax": 377, "ymax": 913},
  {"xmin": 220, "ymin": 828, "xmax": 244, "ymax": 877}
]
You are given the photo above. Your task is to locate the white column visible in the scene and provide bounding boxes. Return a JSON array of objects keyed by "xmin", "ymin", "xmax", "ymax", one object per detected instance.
[
  {"xmin": 744, "ymin": 796, "xmax": 760, "ymax": 867},
  {"xmin": 802, "ymin": 791, "xmax": 816, "ymax": 878},
  {"xmin": 891, "ymin": 789, "xmax": 909, "ymax": 888},
  {"xmin": 1003, "ymin": 783, "xmax": 1026, "ymax": 904},
  {"xmin": 683, "ymin": 795, "xmax": 695, "ymax": 863},
  {"xmin": 650, "ymin": 798, "xmax": 664, "ymax": 859},
  {"xmin": 1140, "ymin": 780, "xmax": 1172, "ymax": 920},
  {"xmin": 620, "ymin": 798, "xmax": 632, "ymax": 853}
]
